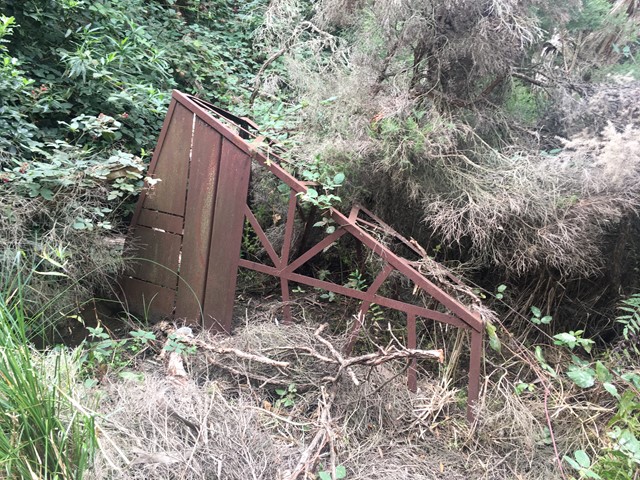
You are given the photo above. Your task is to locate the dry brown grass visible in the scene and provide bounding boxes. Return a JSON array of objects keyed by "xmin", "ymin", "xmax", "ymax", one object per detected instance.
[
  {"xmin": 0, "ymin": 189, "xmax": 127, "ymax": 319},
  {"xmin": 87, "ymin": 312, "xmax": 609, "ymax": 480}
]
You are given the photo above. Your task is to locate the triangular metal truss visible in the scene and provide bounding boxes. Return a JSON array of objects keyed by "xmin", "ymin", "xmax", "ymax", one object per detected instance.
[{"xmin": 120, "ymin": 91, "xmax": 485, "ymax": 420}]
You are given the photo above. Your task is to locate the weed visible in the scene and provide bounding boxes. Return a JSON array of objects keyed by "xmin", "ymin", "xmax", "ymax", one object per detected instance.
[
  {"xmin": 0, "ymin": 275, "xmax": 97, "ymax": 479},
  {"xmin": 275, "ymin": 383, "xmax": 297, "ymax": 409}
]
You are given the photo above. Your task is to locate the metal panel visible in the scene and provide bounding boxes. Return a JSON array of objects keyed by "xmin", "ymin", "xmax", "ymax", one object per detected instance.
[
  {"xmin": 137, "ymin": 208, "xmax": 183, "ymax": 235},
  {"xmin": 202, "ymin": 139, "xmax": 251, "ymax": 332},
  {"xmin": 129, "ymin": 226, "xmax": 181, "ymax": 288},
  {"xmin": 142, "ymin": 102, "xmax": 193, "ymax": 216},
  {"xmin": 121, "ymin": 277, "xmax": 176, "ymax": 321},
  {"xmin": 175, "ymin": 119, "xmax": 223, "ymax": 321}
]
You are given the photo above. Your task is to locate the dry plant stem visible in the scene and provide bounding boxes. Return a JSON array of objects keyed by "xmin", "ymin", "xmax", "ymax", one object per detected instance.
[
  {"xmin": 249, "ymin": 46, "xmax": 287, "ymax": 106},
  {"xmin": 314, "ymin": 324, "xmax": 360, "ymax": 385},
  {"xmin": 545, "ymin": 386, "xmax": 567, "ymax": 480},
  {"xmin": 201, "ymin": 351, "xmax": 294, "ymax": 387},
  {"xmin": 313, "ymin": 324, "xmax": 443, "ymax": 385},
  {"xmin": 185, "ymin": 337, "xmax": 291, "ymax": 369},
  {"xmin": 249, "ymin": 20, "xmax": 335, "ymax": 106},
  {"xmin": 343, "ymin": 348, "xmax": 444, "ymax": 367},
  {"xmin": 286, "ymin": 386, "xmax": 338, "ymax": 480},
  {"xmin": 162, "ymin": 325, "xmax": 291, "ymax": 368},
  {"xmin": 266, "ymin": 345, "xmax": 337, "ymax": 364}
]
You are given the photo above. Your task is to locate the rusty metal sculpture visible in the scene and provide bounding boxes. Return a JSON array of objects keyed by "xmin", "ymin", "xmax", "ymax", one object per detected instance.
[{"xmin": 120, "ymin": 91, "xmax": 485, "ymax": 420}]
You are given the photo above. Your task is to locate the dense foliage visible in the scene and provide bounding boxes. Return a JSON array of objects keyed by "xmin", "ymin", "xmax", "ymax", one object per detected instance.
[
  {"xmin": 0, "ymin": 0, "xmax": 268, "ymax": 311},
  {"xmin": 254, "ymin": 0, "xmax": 640, "ymax": 329}
]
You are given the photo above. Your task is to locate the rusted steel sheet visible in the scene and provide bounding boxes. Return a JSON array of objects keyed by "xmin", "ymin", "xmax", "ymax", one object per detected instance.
[
  {"xmin": 141, "ymin": 102, "xmax": 193, "ymax": 216},
  {"xmin": 136, "ymin": 209, "xmax": 183, "ymax": 235},
  {"xmin": 174, "ymin": 119, "xmax": 223, "ymax": 322},
  {"xmin": 123, "ymin": 90, "xmax": 486, "ymax": 421},
  {"xmin": 128, "ymin": 227, "xmax": 181, "ymax": 288},
  {"xmin": 201, "ymin": 139, "xmax": 251, "ymax": 332},
  {"xmin": 122, "ymin": 277, "xmax": 176, "ymax": 319}
]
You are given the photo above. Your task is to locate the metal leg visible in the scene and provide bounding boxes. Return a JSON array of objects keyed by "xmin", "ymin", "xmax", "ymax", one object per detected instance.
[
  {"xmin": 281, "ymin": 277, "xmax": 292, "ymax": 324},
  {"xmin": 466, "ymin": 328, "xmax": 483, "ymax": 422},
  {"xmin": 407, "ymin": 313, "xmax": 417, "ymax": 392}
]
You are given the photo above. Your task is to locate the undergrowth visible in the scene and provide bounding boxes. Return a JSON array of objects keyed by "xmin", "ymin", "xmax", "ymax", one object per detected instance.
[{"xmin": 0, "ymin": 268, "xmax": 97, "ymax": 479}]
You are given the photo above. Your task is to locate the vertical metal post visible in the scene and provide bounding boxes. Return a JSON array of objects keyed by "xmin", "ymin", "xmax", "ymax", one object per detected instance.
[
  {"xmin": 280, "ymin": 277, "xmax": 292, "ymax": 324},
  {"xmin": 280, "ymin": 190, "xmax": 297, "ymax": 324},
  {"xmin": 466, "ymin": 328, "xmax": 483, "ymax": 422},
  {"xmin": 407, "ymin": 313, "xmax": 417, "ymax": 392}
]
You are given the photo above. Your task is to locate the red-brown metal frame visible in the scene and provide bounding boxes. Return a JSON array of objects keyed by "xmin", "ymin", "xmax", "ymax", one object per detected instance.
[{"xmin": 124, "ymin": 91, "xmax": 485, "ymax": 421}]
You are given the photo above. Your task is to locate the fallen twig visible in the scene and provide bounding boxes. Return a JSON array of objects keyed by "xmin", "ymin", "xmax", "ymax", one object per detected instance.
[
  {"xmin": 313, "ymin": 323, "xmax": 443, "ymax": 386},
  {"xmin": 286, "ymin": 386, "xmax": 337, "ymax": 480},
  {"xmin": 160, "ymin": 324, "xmax": 291, "ymax": 369}
]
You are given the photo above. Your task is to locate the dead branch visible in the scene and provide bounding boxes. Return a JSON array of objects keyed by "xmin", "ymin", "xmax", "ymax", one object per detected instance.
[
  {"xmin": 314, "ymin": 324, "xmax": 360, "ymax": 385},
  {"xmin": 163, "ymin": 325, "xmax": 290, "ymax": 369},
  {"xmin": 189, "ymin": 338, "xmax": 291, "ymax": 369},
  {"xmin": 249, "ymin": 21, "xmax": 336, "ymax": 106},
  {"xmin": 313, "ymin": 323, "xmax": 443, "ymax": 386},
  {"xmin": 286, "ymin": 386, "xmax": 337, "ymax": 480},
  {"xmin": 200, "ymin": 351, "xmax": 295, "ymax": 388},
  {"xmin": 343, "ymin": 347, "xmax": 444, "ymax": 368}
]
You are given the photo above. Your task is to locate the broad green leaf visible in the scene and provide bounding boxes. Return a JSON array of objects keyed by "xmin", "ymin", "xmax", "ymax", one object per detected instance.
[
  {"xmin": 485, "ymin": 321, "xmax": 501, "ymax": 353},
  {"xmin": 553, "ymin": 332, "xmax": 576, "ymax": 345},
  {"xmin": 584, "ymin": 470, "xmax": 602, "ymax": 479},
  {"xmin": 39, "ymin": 188, "xmax": 54, "ymax": 200},
  {"xmin": 622, "ymin": 372, "xmax": 640, "ymax": 389},
  {"xmin": 497, "ymin": 284, "xmax": 507, "ymax": 293},
  {"xmin": 603, "ymin": 382, "xmax": 619, "ymax": 399},
  {"xmin": 535, "ymin": 346, "xmax": 557, "ymax": 377},
  {"xmin": 574, "ymin": 450, "xmax": 591, "ymax": 468},
  {"xmin": 333, "ymin": 172, "xmax": 345, "ymax": 185},
  {"xmin": 336, "ymin": 465, "xmax": 347, "ymax": 479},
  {"xmin": 566, "ymin": 365, "xmax": 595, "ymax": 388},
  {"xmin": 530, "ymin": 306, "xmax": 541, "ymax": 317},
  {"xmin": 539, "ymin": 315, "xmax": 553, "ymax": 324},
  {"xmin": 318, "ymin": 472, "xmax": 331, "ymax": 480},
  {"xmin": 563, "ymin": 455, "xmax": 580, "ymax": 470},
  {"xmin": 571, "ymin": 354, "xmax": 589, "ymax": 367},
  {"xmin": 595, "ymin": 361, "xmax": 611, "ymax": 382}
]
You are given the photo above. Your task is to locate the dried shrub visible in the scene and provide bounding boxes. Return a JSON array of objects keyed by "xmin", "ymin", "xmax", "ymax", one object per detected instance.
[
  {"xmin": 0, "ymin": 186, "xmax": 128, "ymax": 318},
  {"xmin": 90, "ymin": 319, "xmax": 588, "ymax": 480},
  {"xmin": 252, "ymin": 1, "xmax": 640, "ymax": 311}
]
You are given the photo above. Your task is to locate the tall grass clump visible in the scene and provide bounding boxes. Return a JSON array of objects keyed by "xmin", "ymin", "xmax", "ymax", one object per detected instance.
[{"xmin": 0, "ymin": 273, "xmax": 97, "ymax": 479}]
